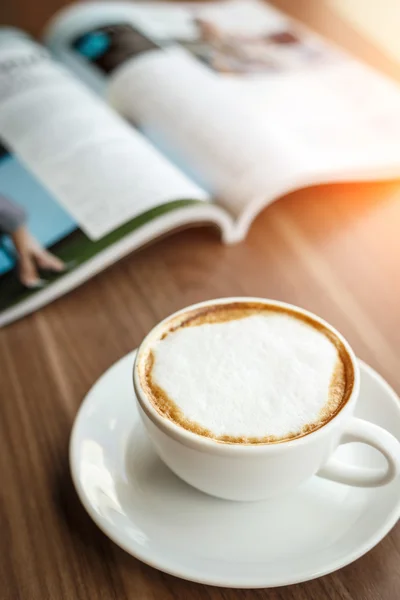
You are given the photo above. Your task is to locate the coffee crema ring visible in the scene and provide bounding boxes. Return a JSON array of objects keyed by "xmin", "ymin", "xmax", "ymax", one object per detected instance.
[{"xmin": 138, "ymin": 302, "xmax": 354, "ymax": 445}]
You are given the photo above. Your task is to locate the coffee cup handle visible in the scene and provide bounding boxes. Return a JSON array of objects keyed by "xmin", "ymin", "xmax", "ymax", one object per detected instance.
[{"xmin": 317, "ymin": 417, "xmax": 400, "ymax": 487}]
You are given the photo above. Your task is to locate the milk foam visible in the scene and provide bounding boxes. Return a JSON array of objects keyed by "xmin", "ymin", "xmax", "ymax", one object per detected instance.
[{"xmin": 149, "ymin": 313, "xmax": 343, "ymax": 441}]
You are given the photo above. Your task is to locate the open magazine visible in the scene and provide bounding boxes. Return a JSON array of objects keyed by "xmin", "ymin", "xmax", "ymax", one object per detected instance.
[{"xmin": 2, "ymin": 1, "xmax": 400, "ymax": 326}]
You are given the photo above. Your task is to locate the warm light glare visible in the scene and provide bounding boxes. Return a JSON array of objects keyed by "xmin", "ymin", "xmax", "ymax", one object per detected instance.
[{"xmin": 330, "ymin": 0, "xmax": 400, "ymax": 63}]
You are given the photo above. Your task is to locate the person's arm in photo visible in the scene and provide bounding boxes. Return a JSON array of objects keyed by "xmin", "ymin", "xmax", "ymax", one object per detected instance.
[{"xmin": 0, "ymin": 195, "xmax": 65, "ymax": 288}]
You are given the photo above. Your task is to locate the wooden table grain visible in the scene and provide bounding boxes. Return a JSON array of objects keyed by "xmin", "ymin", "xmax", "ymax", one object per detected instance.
[{"xmin": 1, "ymin": 2, "xmax": 400, "ymax": 599}]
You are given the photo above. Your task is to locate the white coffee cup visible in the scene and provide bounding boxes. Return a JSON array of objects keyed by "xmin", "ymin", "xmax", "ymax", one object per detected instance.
[{"xmin": 133, "ymin": 298, "xmax": 400, "ymax": 501}]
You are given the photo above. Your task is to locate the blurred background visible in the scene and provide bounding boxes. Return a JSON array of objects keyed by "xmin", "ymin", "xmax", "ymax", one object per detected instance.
[{"xmin": 1, "ymin": 0, "xmax": 400, "ymax": 83}]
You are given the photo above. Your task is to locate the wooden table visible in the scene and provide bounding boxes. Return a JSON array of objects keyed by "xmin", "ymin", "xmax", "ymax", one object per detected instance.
[{"xmin": 1, "ymin": 1, "xmax": 400, "ymax": 599}]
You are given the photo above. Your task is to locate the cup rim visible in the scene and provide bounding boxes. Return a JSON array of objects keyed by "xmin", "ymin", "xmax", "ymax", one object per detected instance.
[{"xmin": 133, "ymin": 297, "xmax": 360, "ymax": 456}]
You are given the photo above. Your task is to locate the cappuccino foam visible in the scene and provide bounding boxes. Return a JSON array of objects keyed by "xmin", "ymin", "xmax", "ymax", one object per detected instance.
[{"xmin": 139, "ymin": 303, "xmax": 353, "ymax": 444}]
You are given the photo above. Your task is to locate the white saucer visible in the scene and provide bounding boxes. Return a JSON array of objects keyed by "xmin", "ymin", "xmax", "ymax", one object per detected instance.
[{"xmin": 70, "ymin": 351, "xmax": 400, "ymax": 588}]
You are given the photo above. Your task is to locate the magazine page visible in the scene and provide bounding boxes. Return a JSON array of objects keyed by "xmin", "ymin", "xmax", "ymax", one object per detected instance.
[
  {"xmin": 121, "ymin": 0, "xmax": 400, "ymax": 184},
  {"xmin": 0, "ymin": 135, "xmax": 230, "ymax": 325},
  {"xmin": 0, "ymin": 31, "xmax": 221, "ymax": 325},
  {"xmin": 47, "ymin": 4, "xmax": 306, "ymax": 218},
  {"xmin": 108, "ymin": 44, "xmax": 306, "ymax": 218},
  {"xmin": 46, "ymin": 0, "xmax": 400, "ymax": 221},
  {"xmin": 0, "ymin": 32, "xmax": 209, "ymax": 241}
]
